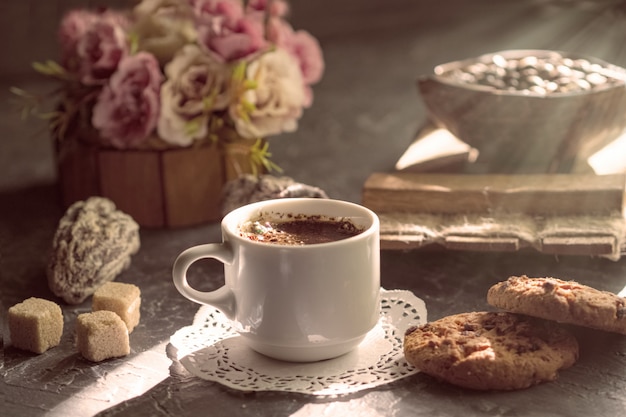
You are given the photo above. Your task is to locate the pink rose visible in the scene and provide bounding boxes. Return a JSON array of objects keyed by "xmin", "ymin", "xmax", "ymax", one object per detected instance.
[
  {"xmin": 192, "ymin": 0, "xmax": 267, "ymax": 62},
  {"xmin": 92, "ymin": 52, "xmax": 163, "ymax": 148},
  {"xmin": 74, "ymin": 12, "xmax": 130, "ymax": 85},
  {"xmin": 245, "ymin": 0, "xmax": 289, "ymax": 17},
  {"xmin": 265, "ymin": 15, "xmax": 292, "ymax": 48},
  {"xmin": 266, "ymin": 19, "xmax": 324, "ymax": 107},
  {"xmin": 190, "ymin": 0, "xmax": 243, "ymax": 27},
  {"xmin": 58, "ymin": 10, "xmax": 98, "ymax": 74},
  {"xmin": 289, "ymin": 31, "xmax": 324, "ymax": 86},
  {"xmin": 203, "ymin": 16, "xmax": 267, "ymax": 62}
]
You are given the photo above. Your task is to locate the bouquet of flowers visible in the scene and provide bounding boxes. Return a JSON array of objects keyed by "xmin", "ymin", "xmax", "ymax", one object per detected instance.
[{"xmin": 15, "ymin": 0, "xmax": 324, "ymax": 173}]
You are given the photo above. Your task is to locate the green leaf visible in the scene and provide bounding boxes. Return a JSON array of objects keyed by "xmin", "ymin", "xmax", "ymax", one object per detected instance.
[
  {"xmin": 185, "ymin": 116, "xmax": 206, "ymax": 137},
  {"xmin": 232, "ymin": 61, "xmax": 247, "ymax": 83},
  {"xmin": 128, "ymin": 32, "xmax": 140, "ymax": 55},
  {"xmin": 46, "ymin": 60, "xmax": 65, "ymax": 74},
  {"xmin": 208, "ymin": 116, "xmax": 224, "ymax": 133},
  {"xmin": 20, "ymin": 107, "xmax": 30, "ymax": 120},
  {"xmin": 242, "ymin": 100, "xmax": 256, "ymax": 113},
  {"xmin": 32, "ymin": 61, "xmax": 50, "ymax": 74},
  {"xmin": 249, "ymin": 139, "xmax": 282, "ymax": 175},
  {"xmin": 38, "ymin": 110, "xmax": 64, "ymax": 121},
  {"xmin": 202, "ymin": 92, "xmax": 217, "ymax": 112},
  {"xmin": 9, "ymin": 86, "xmax": 30, "ymax": 98},
  {"xmin": 243, "ymin": 79, "xmax": 258, "ymax": 90},
  {"xmin": 32, "ymin": 60, "xmax": 67, "ymax": 78}
]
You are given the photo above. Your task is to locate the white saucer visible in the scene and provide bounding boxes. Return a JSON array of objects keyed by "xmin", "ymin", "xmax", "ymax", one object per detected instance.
[{"xmin": 169, "ymin": 289, "xmax": 427, "ymax": 396}]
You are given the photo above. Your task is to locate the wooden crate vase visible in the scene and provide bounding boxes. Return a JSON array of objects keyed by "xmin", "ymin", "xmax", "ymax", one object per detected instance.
[{"xmin": 55, "ymin": 138, "xmax": 259, "ymax": 228}]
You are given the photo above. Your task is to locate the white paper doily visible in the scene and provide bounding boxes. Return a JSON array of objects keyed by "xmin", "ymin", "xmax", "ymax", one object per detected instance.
[{"xmin": 169, "ymin": 289, "xmax": 427, "ymax": 396}]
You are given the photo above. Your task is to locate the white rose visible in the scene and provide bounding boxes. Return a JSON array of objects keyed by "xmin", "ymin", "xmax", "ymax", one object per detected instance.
[
  {"xmin": 133, "ymin": 0, "xmax": 197, "ymax": 65},
  {"xmin": 231, "ymin": 49, "xmax": 306, "ymax": 139},
  {"xmin": 157, "ymin": 44, "xmax": 232, "ymax": 147}
]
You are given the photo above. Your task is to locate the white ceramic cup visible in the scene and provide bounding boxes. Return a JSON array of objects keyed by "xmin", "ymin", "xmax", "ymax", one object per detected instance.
[{"xmin": 172, "ymin": 198, "xmax": 380, "ymax": 362}]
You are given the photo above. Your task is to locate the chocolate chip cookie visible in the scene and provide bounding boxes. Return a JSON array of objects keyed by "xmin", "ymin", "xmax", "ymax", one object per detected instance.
[
  {"xmin": 487, "ymin": 275, "xmax": 626, "ymax": 335},
  {"xmin": 403, "ymin": 311, "xmax": 579, "ymax": 390}
]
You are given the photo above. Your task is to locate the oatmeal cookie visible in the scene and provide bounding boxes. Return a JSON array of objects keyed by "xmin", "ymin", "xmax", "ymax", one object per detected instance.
[
  {"xmin": 487, "ymin": 275, "xmax": 626, "ymax": 335},
  {"xmin": 403, "ymin": 311, "xmax": 578, "ymax": 390}
]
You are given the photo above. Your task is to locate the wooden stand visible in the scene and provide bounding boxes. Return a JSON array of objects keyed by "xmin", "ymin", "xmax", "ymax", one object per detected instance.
[
  {"xmin": 362, "ymin": 172, "xmax": 626, "ymax": 257},
  {"xmin": 55, "ymin": 139, "xmax": 259, "ymax": 228},
  {"xmin": 363, "ymin": 172, "xmax": 626, "ymax": 215}
]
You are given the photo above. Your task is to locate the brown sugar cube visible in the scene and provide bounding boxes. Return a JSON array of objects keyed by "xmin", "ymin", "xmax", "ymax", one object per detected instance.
[
  {"xmin": 92, "ymin": 282, "xmax": 141, "ymax": 333},
  {"xmin": 8, "ymin": 297, "xmax": 63, "ymax": 354},
  {"xmin": 76, "ymin": 311, "xmax": 130, "ymax": 362}
]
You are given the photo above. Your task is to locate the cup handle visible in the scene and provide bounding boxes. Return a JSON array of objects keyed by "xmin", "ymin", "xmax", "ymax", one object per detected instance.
[{"xmin": 172, "ymin": 243, "xmax": 236, "ymax": 319}]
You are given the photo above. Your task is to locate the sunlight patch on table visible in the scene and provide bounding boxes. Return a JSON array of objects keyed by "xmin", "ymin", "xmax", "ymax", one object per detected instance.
[{"xmin": 47, "ymin": 341, "xmax": 170, "ymax": 417}]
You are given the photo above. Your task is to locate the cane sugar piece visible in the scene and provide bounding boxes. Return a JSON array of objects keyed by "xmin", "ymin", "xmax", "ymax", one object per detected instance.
[
  {"xmin": 8, "ymin": 298, "xmax": 63, "ymax": 354},
  {"xmin": 76, "ymin": 311, "xmax": 130, "ymax": 362},
  {"xmin": 92, "ymin": 282, "xmax": 141, "ymax": 333},
  {"xmin": 8, "ymin": 298, "xmax": 64, "ymax": 354}
]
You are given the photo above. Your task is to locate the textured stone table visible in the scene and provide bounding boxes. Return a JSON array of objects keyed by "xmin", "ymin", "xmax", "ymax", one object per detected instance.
[{"xmin": 2, "ymin": 1, "xmax": 626, "ymax": 416}]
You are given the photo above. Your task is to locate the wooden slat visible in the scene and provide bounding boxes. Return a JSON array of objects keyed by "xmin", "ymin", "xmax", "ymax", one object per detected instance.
[
  {"xmin": 56, "ymin": 141, "xmax": 100, "ymax": 208},
  {"xmin": 444, "ymin": 236, "xmax": 520, "ymax": 252},
  {"xmin": 541, "ymin": 236, "xmax": 616, "ymax": 256},
  {"xmin": 374, "ymin": 210, "xmax": 624, "ymax": 256},
  {"xmin": 362, "ymin": 172, "xmax": 626, "ymax": 215},
  {"xmin": 98, "ymin": 149, "xmax": 165, "ymax": 228},
  {"xmin": 162, "ymin": 144, "xmax": 223, "ymax": 227},
  {"xmin": 380, "ymin": 233, "xmax": 426, "ymax": 250}
]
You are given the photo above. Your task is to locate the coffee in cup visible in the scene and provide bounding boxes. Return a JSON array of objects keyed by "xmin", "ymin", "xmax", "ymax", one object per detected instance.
[{"xmin": 239, "ymin": 213, "xmax": 364, "ymax": 245}]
